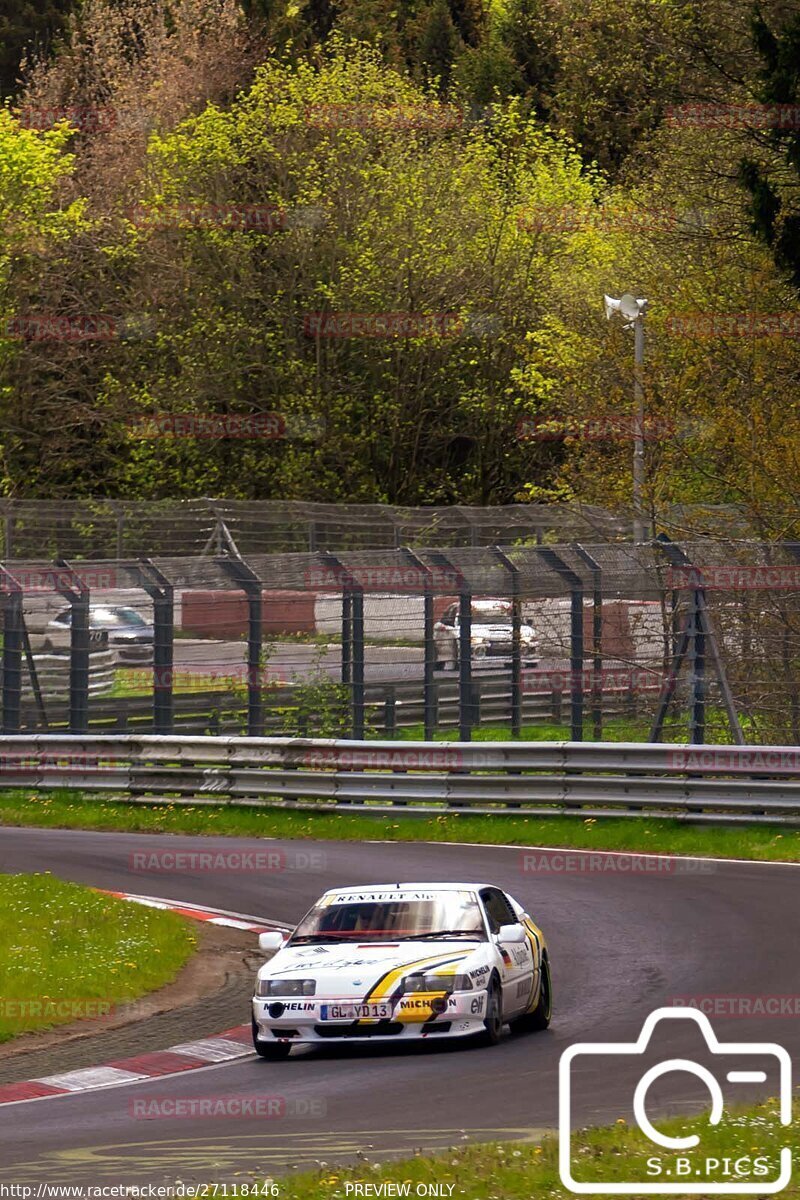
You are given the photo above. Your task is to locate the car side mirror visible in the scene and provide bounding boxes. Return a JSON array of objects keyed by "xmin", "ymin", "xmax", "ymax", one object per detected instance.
[
  {"xmin": 258, "ymin": 930, "xmax": 286, "ymax": 954},
  {"xmin": 497, "ymin": 923, "xmax": 527, "ymax": 944}
]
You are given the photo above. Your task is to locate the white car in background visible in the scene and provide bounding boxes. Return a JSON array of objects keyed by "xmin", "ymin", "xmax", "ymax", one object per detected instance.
[
  {"xmin": 252, "ymin": 882, "xmax": 551, "ymax": 1059},
  {"xmin": 434, "ymin": 598, "xmax": 538, "ymax": 669},
  {"xmin": 42, "ymin": 605, "xmax": 154, "ymax": 663}
]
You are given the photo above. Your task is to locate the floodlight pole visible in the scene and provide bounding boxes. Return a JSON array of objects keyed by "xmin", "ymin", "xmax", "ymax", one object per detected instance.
[
  {"xmin": 632, "ymin": 315, "xmax": 646, "ymax": 545},
  {"xmin": 604, "ymin": 293, "xmax": 648, "ymax": 543}
]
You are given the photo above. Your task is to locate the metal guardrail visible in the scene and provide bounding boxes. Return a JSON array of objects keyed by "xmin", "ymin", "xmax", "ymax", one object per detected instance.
[{"xmin": 1, "ymin": 735, "xmax": 800, "ymax": 824}]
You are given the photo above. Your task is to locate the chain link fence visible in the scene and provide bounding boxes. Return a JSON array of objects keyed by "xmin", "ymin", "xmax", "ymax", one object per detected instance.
[
  {"xmin": 0, "ymin": 498, "xmax": 787, "ymax": 559},
  {"xmin": 2, "ymin": 536, "xmax": 800, "ymax": 744}
]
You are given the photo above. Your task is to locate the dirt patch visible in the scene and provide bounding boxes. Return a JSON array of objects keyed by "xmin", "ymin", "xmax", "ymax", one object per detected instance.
[{"xmin": 0, "ymin": 924, "xmax": 262, "ymax": 1083}]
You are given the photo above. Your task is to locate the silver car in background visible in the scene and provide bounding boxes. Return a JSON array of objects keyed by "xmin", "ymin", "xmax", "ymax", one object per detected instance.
[
  {"xmin": 434, "ymin": 598, "xmax": 538, "ymax": 669},
  {"xmin": 43, "ymin": 605, "xmax": 154, "ymax": 664}
]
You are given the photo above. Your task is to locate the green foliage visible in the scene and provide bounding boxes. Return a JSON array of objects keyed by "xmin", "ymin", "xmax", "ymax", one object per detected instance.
[{"xmin": 0, "ymin": 873, "xmax": 195, "ymax": 1041}]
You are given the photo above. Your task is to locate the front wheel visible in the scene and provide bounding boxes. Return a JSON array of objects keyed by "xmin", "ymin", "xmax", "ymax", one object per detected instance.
[
  {"xmin": 511, "ymin": 955, "xmax": 552, "ymax": 1034},
  {"xmin": 252, "ymin": 1016, "xmax": 292, "ymax": 1060},
  {"xmin": 478, "ymin": 975, "xmax": 503, "ymax": 1046}
]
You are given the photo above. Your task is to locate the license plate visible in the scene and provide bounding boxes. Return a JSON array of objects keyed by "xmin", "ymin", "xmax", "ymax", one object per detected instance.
[{"xmin": 320, "ymin": 1002, "xmax": 392, "ymax": 1021}]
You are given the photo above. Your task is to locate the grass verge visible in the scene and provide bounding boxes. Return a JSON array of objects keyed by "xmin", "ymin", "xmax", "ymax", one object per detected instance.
[
  {"xmin": 272, "ymin": 1099, "xmax": 793, "ymax": 1199},
  {"xmin": 1, "ymin": 789, "xmax": 798, "ymax": 861},
  {"xmin": 0, "ymin": 873, "xmax": 196, "ymax": 1041}
]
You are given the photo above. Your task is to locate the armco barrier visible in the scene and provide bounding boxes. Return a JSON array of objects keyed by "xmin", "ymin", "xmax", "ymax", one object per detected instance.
[{"xmin": 1, "ymin": 735, "xmax": 800, "ymax": 824}]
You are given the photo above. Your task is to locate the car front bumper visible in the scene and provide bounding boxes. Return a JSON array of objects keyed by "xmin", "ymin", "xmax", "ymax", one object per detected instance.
[{"xmin": 252, "ymin": 989, "xmax": 488, "ymax": 1043}]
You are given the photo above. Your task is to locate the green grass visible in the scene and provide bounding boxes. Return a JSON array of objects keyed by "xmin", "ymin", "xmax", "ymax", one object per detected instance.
[
  {"xmin": 0, "ymin": 873, "xmax": 196, "ymax": 1041},
  {"xmin": 396, "ymin": 711, "xmax": 750, "ymax": 744},
  {"xmin": 272, "ymin": 1099, "xmax": 794, "ymax": 1199},
  {"xmin": 1, "ymin": 789, "xmax": 799, "ymax": 862}
]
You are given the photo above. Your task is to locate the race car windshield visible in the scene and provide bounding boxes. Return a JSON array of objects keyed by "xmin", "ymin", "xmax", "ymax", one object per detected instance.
[{"xmin": 290, "ymin": 892, "xmax": 487, "ymax": 943}]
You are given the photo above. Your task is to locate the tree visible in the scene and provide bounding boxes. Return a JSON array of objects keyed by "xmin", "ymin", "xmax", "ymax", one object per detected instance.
[{"xmin": 739, "ymin": 5, "xmax": 800, "ymax": 289}]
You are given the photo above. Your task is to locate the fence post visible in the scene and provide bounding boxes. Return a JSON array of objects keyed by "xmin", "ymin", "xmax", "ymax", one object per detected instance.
[
  {"xmin": 572, "ymin": 544, "xmax": 603, "ymax": 741},
  {"xmin": 217, "ymin": 555, "xmax": 264, "ymax": 737},
  {"xmin": 385, "ymin": 685, "xmax": 396, "ymax": 737},
  {"xmin": 458, "ymin": 584, "xmax": 473, "ymax": 740},
  {"xmin": 493, "ymin": 548, "xmax": 521, "ymax": 738},
  {"xmin": 0, "ymin": 569, "xmax": 23, "ymax": 733},
  {"xmin": 351, "ymin": 583, "xmax": 365, "ymax": 738},
  {"xmin": 689, "ymin": 585, "xmax": 706, "ymax": 744},
  {"xmin": 134, "ymin": 560, "xmax": 175, "ymax": 734},
  {"xmin": 536, "ymin": 548, "xmax": 584, "ymax": 741},
  {"xmin": 53, "ymin": 560, "xmax": 90, "ymax": 734},
  {"xmin": 402, "ymin": 548, "xmax": 436, "ymax": 740}
]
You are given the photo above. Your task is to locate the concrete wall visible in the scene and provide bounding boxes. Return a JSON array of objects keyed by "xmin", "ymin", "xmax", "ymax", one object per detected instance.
[{"xmin": 180, "ymin": 590, "xmax": 316, "ymax": 637}]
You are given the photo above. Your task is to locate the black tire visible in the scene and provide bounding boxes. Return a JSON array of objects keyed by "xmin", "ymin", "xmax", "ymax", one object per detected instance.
[
  {"xmin": 252, "ymin": 1016, "xmax": 292, "ymax": 1060},
  {"xmin": 478, "ymin": 974, "xmax": 503, "ymax": 1046},
  {"xmin": 511, "ymin": 955, "xmax": 552, "ymax": 1034}
]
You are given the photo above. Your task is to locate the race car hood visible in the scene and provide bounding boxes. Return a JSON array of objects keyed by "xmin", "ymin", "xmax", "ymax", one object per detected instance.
[{"xmin": 258, "ymin": 938, "xmax": 485, "ymax": 999}]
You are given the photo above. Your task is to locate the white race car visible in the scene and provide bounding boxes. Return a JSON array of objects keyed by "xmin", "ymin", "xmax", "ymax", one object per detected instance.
[{"xmin": 251, "ymin": 882, "xmax": 551, "ymax": 1058}]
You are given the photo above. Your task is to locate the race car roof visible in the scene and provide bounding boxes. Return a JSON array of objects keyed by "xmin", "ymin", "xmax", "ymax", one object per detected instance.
[{"xmin": 320, "ymin": 882, "xmax": 491, "ymax": 896}]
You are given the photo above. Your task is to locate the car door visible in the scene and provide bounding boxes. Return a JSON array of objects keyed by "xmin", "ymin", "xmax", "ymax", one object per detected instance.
[
  {"xmin": 507, "ymin": 892, "xmax": 545, "ymax": 1015},
  {"xmin": 479, "ymin": 887, "xmax": 534, "ymax": 1017}
]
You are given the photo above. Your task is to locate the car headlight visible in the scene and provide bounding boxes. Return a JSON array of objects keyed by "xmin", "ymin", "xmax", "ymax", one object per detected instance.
[
  {"xmin": 404, "ymin": 973, "xmax": 473, "ymax": 992},
  {"xmin": 256, "ymin": 978, "xmax": 316, "ymax": 997}
]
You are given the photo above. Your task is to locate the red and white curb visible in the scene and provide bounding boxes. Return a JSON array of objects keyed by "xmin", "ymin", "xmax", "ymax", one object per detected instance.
[
  {"xmin": 0, "ymin": 893, "xmax": 291, "ymax": 1108},
  {"xmin": 100, "ymin": 889, "xmax": 281, "ymax": 934}
]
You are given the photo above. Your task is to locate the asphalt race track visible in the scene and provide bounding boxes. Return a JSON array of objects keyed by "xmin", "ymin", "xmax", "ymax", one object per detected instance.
[{"xmin": 0, "ymin": 827, "xmax": 798, "ymax": 1187}]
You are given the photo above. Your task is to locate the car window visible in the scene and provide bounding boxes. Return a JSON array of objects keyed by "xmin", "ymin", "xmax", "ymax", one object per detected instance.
[
  {"xmin": 480, "ymin": 887, "xmax": 517, "ymax": 933},
  {"xmin": 53, "ymin": 611, "xmax": 71, "ymax": 626},
  {"xmin": 89, "ymin": 607, "xmax": 146, "ymax": 628}
]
